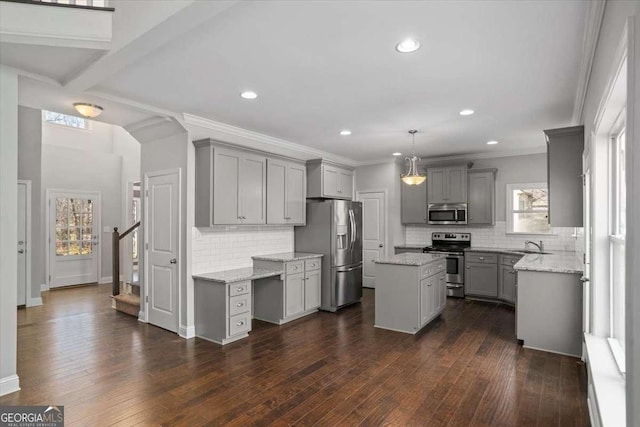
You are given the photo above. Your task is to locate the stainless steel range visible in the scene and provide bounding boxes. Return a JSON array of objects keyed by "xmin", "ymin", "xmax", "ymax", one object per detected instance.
[{"xmin": 422, "ymin": 232, "xmax": 470, "ymax": 298}]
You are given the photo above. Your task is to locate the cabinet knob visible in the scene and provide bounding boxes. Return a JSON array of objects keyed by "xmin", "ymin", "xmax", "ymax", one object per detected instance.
[
  {"xmin": 237, "ymin": 287, "xmax": 244, "ymax": 292},
  {"xmin": 479, "ymin": 257, "xmax": 484, "ymax": 260},
  {"xmin": 237, "ymin": 321, "xmax": 244, "ymax": 326},
  {"xmin": 467, "ymin": 266, "xmax": 471, "ymax": 269},
  {"xmin": 236, "ymin": 302, "xmax": 244, "ymax": 307},
  {"xmin": 18, "ymin": 249, "xmax": 24, "ymax": 254}
]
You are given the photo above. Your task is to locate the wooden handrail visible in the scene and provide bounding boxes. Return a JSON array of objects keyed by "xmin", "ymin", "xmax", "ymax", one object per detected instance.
[{"xmin": 112, "ymin": 222, "xmax": 140, "ymax": 296}]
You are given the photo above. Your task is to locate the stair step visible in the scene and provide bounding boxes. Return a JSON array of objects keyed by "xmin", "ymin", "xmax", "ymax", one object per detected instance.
[
  {"xmin": 113, "ymin": 294, "xmax": 140, "ymax": 317},
  {"xmin": 131, "ymin": 281, "xmax": 140, "ymax": 287}
]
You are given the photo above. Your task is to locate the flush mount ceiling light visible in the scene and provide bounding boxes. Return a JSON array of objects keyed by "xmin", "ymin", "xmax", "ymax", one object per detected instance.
[
  {"xmin": 401, "ymin": 130, "xmax": 426, "ymax": 185},
  {"xmin": 487, "ymin": 140, "xmax": 499, "ymax": 145},
  {"xmin": 395, "ymin": 38, "xmax": 420, "ymax": 53},
  {"xmin": 73, "ymin": 103, "xmax": 103, "ymax": 118},
  {"xmin": 392, "ymin": 152, "xmax": 402, "ymax": 156},
  {"xmin": 340, "ymin": 130, "xmax": 352, "ymax": 136},
  {"xmin": 240, "ymin": 91, "xmax": 258, "ymax": 99},
  {"xmin": 459, "ymin": 109, "xmax": 475, "ymax": 116}
]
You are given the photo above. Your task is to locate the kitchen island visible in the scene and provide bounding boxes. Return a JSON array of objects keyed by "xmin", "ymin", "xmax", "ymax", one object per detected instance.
[
  {"xmin": 514, "ymin": 251, "xmax": 583, "ymax": 356},
  {"xmin": 374, "ymin": 253, "xmax": 446, "ymax": 334}
]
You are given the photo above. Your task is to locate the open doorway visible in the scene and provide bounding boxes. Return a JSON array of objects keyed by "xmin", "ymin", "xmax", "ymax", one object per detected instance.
[{"xmin": 124, "ymin": 181, "xmax": 141, "ymax": 287}]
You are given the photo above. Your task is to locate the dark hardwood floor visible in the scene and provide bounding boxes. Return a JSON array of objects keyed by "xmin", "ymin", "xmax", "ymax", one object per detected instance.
[{"xmin": 1, "ymin": 284, "xmax": 589, "ymax": 426}]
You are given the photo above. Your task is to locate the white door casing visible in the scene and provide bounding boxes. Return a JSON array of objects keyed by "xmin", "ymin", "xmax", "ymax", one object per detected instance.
[
  {"xmin": 145, "ymin": 169, "xmax": 180, "ymax": 333},
  {"xmin": 357, "ymin": 191, "xmax": 387, "ymax": 288},
  {"xmin": 17, "ymin": 180, "xmax": 31, "ymax": 306},
  {"xmin": 47, "ymin": 190, "xmax": 100, "ymax": 288}
]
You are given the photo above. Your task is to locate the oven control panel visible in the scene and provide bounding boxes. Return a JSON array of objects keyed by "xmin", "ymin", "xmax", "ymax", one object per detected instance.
[{"xmin": 432, "ymin": 233, "xmax": 470, "ymax": 241}]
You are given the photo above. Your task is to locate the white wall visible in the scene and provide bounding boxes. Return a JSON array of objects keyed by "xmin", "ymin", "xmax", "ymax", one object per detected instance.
[{"xmin": 0, "ymin": 66, "xmax": 20, "ymax": 396}]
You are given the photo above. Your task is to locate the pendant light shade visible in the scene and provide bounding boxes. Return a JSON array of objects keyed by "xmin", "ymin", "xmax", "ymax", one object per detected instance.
[
  {"xmin": 401, "ymin": 130, "xmax": 426, "ymax": 185},
  {"xmin": 73, "ymin": 103, "xmax": 103, "ymax": 118}
]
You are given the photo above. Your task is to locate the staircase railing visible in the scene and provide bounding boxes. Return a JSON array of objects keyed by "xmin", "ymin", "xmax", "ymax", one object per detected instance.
[{"xmin": 112, "ymin": 221, "xmax": 140, "ymax": 296}]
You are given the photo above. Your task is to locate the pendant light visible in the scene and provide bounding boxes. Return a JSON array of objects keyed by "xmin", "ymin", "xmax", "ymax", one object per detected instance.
[
  {"xmin": 401, "ymin": 130, "xmax": 426, "ymax": 185},
  {"xmin": 73, "ymin": 103, "xmax": 103, "ymax": 118}
]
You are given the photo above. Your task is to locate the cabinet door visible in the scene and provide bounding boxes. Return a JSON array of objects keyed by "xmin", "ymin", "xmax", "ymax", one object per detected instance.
[
  {"xmin": 322, "ymin": 165, "xmax": 339, "ymax": 197},
  {"xmin": 213, "ymin": 148, "xmax": 242, "ymax": 224},
  {"xmin": 285, "ymin": 273, "xmax": 305, "ymax": 317},
  {"xmin": 401, "ymin": 181, "xmax": 427, "ymax": 224},
  {"xmin": 287, "ymin": 163, "xmax": 306, "ymax": 224},
  {"xmin": 304, "ymin": 269, "xmax": 321, "ymax": 310},
  {"xmin": 439, "ymin": 273, "xmax": 446, "ymax": 311},
  {"xmin": 465, "ymin": 262, "xmax": 498, "ymax": 297},
  {"xmin": 468, "ymin": 171, "xmax": 494, "ymax": 224},
  {"xmin": 338, "ymin": 170, "xmax": 353, "ymax": 199},
  {"xmin": 420, "ymin": 277, "xmax": 433, "ymax": 326},
  {"xmin": 241, "ymin": 154, "xmax": 267, "ymax": 224},
  {"xmin": 499, "ymin": 265, "xmax": 516, "ymax": 303},
  {"xmin": 427, "ymin": 168, "xmax": 447, "ymax": 204},
  {"xmin": 446, "ymin": 166, "xmax": 467, "ymax": 203},
  {"xmin": 267, "ymin": 159, "xmax": 287, "ymax": 224}
]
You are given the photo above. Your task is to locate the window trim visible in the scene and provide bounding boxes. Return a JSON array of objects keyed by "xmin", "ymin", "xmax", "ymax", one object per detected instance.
[
  {"xmin": 505, "ymin": 182, "xmax": 555, "ymax": 235},
  {"xmin": 42, "ymin": 110, "xmax": 92, "ymax": 132}
]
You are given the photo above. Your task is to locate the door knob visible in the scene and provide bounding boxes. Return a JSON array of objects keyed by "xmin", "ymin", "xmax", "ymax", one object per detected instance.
[
  {"xmin": 378, "ymin": 244, "xmax": 383, "ymax": 248},
  {"xmin": 580, "ymin": 276, "xmax": 589, "ymax": 283},
  {"xmin": 18, "ymin": 249, "xmax": 24, "ymax": 254},
  {"xmin": 169, "ymin": 258, "xmax": 177, "ymax": 264}
]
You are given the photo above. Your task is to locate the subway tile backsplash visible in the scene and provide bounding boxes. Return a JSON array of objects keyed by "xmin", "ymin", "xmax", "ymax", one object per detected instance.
[
  {"xmin": 192, "ymin": 226, "xmax": 294, "ymax": 274},
  {"xmin": 406, "ymin": 221, "xmax": 583, "ymax": 252}
]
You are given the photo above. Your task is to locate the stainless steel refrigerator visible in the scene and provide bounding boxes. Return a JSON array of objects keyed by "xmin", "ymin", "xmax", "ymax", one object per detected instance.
[{"xmin": 295, "ymin": 200, "xmax": 363, "ymax": 312}]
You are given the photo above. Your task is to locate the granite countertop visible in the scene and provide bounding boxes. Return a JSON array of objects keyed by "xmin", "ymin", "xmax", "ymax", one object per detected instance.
[
  {"xmin": 193, "ymin": 267, "xmax": 283, "ymax": 284},
  {"xmin": 513, "ymin": 251, "xmax": 583, "ymax": 274},
  {"xmin": 251, "ymin": 252, "xmax": 323, "ymax": 262},
  {"xmin": 393, "ymin": 244, "xmax": 426, "ymax": 249},
  {"xmin": 374, "ymin": 253, "xmax": 445, "ymax": 266},
  {"xmin": 465, "ymin": 247, "xmax": 531, "ymax": 256}
]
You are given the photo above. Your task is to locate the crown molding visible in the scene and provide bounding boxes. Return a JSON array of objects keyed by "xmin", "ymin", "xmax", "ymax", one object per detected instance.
[
  {"xmin": 183, "ymin": 113, "xmax": 358, "ymax": 167},
  {"xmin": 572, "ymin": 0, "xmax": 606, "ymax": 124}
]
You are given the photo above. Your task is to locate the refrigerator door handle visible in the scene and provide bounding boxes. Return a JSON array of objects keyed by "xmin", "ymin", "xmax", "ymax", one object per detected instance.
[
  {"xmin": 348, "ymin": 209, "xmax": 356, "ymax": 250},
  {"xmin": 336, "ymin": 263, "xmax": 363, "ymax": 273}
]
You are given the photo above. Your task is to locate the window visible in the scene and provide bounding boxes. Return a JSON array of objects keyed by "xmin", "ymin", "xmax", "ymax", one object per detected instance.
[
  {"xmin": 609, "ymin": 127, "xmax": 626, "ymax": 372},
  {"xmin": 55, "ymin": 198, "xmax": 94, "ymax": 256},
  {"xmin": 506, "ymin": 183, "xmax": 551, "ymax": 234},
  {"xmin": 43, "ymin": 110, "xmax": 88, "ymax": 130}
]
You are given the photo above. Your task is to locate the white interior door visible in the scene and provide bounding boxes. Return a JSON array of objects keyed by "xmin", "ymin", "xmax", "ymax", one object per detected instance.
[
  {"xmin": 357, "ymin": 191, "xmax": 386, "ymax": 288},
  {"xmin": 17, "ymin": 181, "xmax": 30, "ymax": 306},
  {"xmin": 48, "ymin": 190, "xmax": 100, "ymax": 287},
  {"xmin": 146, "ymin": 170, "xmax": 180, "ymax": 333}
]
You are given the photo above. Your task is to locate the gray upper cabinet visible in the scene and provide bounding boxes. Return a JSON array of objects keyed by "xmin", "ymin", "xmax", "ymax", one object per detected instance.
[
  {"xmin": 544, "ymin": 125, "xmax": 584, "ymax": 227},
  {"xmin": 468, "ymin": 169, "xmax": 496, "ymax": 225},
  {"xmin": 307, "ymin": 159, "xmax": 354, "ymax": 200},
  {"xmin": 267, "ymin": 158, "xmax": 306, "ymax": 225},
  {"xmin": 427, "ymin": 165, "xmax": 467, "ymax": 204},
  {"xmin": 194, "ymin": 139, "xmax": 268, "ymax": 226},
  {"xmin": 401, "ymin": 180, "xmax": 428, "ymax": 224}
]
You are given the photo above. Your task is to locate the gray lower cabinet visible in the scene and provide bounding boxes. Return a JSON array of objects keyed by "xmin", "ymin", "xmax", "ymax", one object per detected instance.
[
  {"xmin": 401, "ymin": 180, "xmax": 428, "ymax": 224},
  {"xmin": 375, "ymin": 259, "xmax": 446, "ymax": 334},
  {"xmin": 498, "ymin": 254, "xmax": 521, "ymax": 304},
  {"xmin": 254, "ymin": 258, "xmax": 322, "ymax": 324},
  {"xmin": 194, "ymin": 279, "xmax": 253, "ymax": 345},
  {"xmin": 468, "ymin": 169, "xmax": 496, "ymax": 225},
  {"xmin": 427, "ymin": 165, "xmax": 468, "ymax": 204},
  {"xmin": 306, "ymin": 159, "xmax": 354, "ymax": 200},
  {"xmin": 266, "ymin": 158, "xmax": 306, "ymax": 225},
  {"xmin": 465, "ymin": 252, "xmax": 498, "ymax": 298},
  {"xmin": 545, "ymin": 125, "xmax": 584, "ymax": 227}
]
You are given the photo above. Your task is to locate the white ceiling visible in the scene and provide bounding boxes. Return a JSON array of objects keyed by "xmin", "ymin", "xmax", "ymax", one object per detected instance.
[{"xmin": 92, "ymin": 0, "xmax": 587, "ymax": 162}]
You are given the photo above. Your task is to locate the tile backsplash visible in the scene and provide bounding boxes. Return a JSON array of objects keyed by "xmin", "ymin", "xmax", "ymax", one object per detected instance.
[
  {"xmin": 406, "ymin": 221, "xmax": 583, "ymax": 252},
  {"xmin": 192, "ymin": 226, "xmax": 294, "ymax": 274}
]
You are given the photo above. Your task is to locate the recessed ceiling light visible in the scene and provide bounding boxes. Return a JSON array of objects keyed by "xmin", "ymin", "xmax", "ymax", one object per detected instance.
[
  {"xmin": 459, "ymin": 109, "xmax": 475, "ymax": 116},
  {"xmin": 395, "ymin": 38, "xmax": 420, "ymax": 53},
  {"xmin": 240, "ymin": 91, "xmax": 258, "ymax": 99},
  {"xmin": 340, "ymin": 130, "xmax": 352, "ymax": 136},
  {"xmin": 487, "ymin": 140, "xmax": 499, "ymax": 145},
  {"xmin": 392, "ymin": 152, "xmax": 402, "ymax": 156}
]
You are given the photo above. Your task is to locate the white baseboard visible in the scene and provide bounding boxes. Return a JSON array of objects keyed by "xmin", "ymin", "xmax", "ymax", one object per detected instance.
[
  {"xmin": 0, "ymin": 374, "xmax": 20, "ymax": 396},
  {"xmin": 40, "ymin": 283, "xmax": 49, "ymax": 292},
  {"xmin": 138, "ymin": 311, "xmax": 146, "ymax": 322},
  {"xmin": 179, "ymin": 324, "xmax": 195, "ymax": 339},
  {"xmin": 27, "ymin": 297, "xmax": 42, "ymax": 307},
  {"xmin": 99, "ymin": 276, "xmax": 112, "ymax": 284}
]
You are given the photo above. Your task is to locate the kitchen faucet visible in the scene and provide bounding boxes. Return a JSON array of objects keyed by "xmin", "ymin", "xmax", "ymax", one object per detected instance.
[{"xmin": 525, "ymin": 240, "xmax": 544, "ymax": 253}]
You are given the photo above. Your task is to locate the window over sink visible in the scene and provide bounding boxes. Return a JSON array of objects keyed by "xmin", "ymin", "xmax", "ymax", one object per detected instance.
[{"xmin": 506, "ymin": 183, "xmax": 551, "ymax": 234}]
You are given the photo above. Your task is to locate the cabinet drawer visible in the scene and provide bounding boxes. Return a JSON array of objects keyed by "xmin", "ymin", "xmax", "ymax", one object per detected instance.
[
  {"xmin": 229, "ymin": 281, "xmax": 251, "ymax": 297},
  {"xmin": 500, "ymin": 255, "xmax": 522, "ymax": 266},
  {"xmin": 465, "ymin": 253, "xmax": 497, "ymax": 264},
  {"xmin": 304, "ymin": 258, "xmax": 321, "ymax": 272},
  {"xmin": 228, "ymin": 312, "xmax": 251, "ymax": 336},
  {"xmin": 286, "ymin": 261, "xmax": 304, "ymax": 275},
  {"xmin": 421, "ymin": 261, "xmax": 446, "ymax": 279},
  {"xmin": 229, "ymin": 294, "xmax": 251, "ymax": 316}
]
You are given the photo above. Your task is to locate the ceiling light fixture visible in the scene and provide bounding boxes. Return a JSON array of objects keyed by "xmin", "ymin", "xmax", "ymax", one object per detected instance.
[
  {"xmin": 392, "ymin": 152, "xmax": 402, "ymax": 156},
  {"xmin": 240, "ymin": 91, "xmax": 258, "ymax": 99},
  {"xmin": 401, "ymin": 130, "xmax": 426, "ymax": 185},
  {"xmin": 487, "ymin": 140, "xmax": 499, "ymax": 145},
  {"xmin": 73, "ymin": 103, "xmax": 103, "ymax": 118},
  {"xmin": 395, "ymin": 38, "xmax": 420, "ymax": 53},
  {"xmin": 459, "ymin": 109, "xmax": 475, "ymax": 116},
  {"xmin": 340, "ymin": 130, "xmax": 352, "ymax": 136}
]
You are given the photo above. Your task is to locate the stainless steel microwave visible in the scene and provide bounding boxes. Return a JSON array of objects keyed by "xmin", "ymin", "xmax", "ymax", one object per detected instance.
[{"xmin": 427, "ymin": 204, "xmax": 467, "ymax": 225}]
